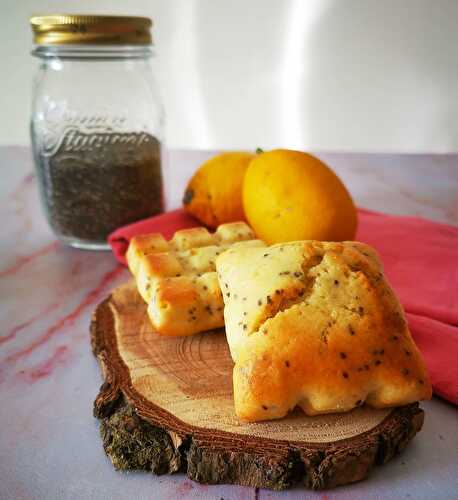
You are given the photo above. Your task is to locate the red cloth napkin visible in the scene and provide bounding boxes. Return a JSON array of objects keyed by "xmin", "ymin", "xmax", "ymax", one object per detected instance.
[
  {"xmin": 356, "ymin": 208, "xmax": 458, "ymax": 404},
  {"xmin": 108, "ymin": 208, "xmax": 458, "ymax": 405}
]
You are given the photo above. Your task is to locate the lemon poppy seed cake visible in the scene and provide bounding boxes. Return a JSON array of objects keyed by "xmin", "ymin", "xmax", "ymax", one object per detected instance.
[
  {"xmin": 216, "ymin": 240, "xmax": 432, "ymax": 422},
  {"xmin": 126, "ymin": 222, "xmax": 266, "ymax": 336}
]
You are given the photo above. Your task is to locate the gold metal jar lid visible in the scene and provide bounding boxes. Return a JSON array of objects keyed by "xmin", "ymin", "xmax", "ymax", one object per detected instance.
[{"xmin": 30, "ymin": 15, "xmax": 153, "ymax": 45}]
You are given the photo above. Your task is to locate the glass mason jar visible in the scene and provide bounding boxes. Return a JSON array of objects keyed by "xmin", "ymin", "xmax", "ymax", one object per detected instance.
[{"xmin": 30, "ymin": 15, "xmax": 164, "ymax": 250}]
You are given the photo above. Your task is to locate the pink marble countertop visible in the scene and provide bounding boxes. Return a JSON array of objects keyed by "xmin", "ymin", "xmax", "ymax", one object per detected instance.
[{"xmin": 1, "ymin": 146, "xmax": 457, "ymax": 500}]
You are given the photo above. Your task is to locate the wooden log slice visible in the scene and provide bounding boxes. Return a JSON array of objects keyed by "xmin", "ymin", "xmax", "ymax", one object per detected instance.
[{"xmin": 91, "ymin": 280, "xmax": 425, "ymax": 491}]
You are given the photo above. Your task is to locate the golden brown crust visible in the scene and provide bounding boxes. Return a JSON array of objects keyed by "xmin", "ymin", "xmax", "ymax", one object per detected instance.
[
  {"xmin": 216, "ymin": 241, "xmax": 432, "ymax": 422},
  {"xmin": 126, "ymin": 233, "xmax": 169, "ymax": 275},
  {"xmin": 146, "ymin": 274, "xmax": 224, "ymax": 336}
]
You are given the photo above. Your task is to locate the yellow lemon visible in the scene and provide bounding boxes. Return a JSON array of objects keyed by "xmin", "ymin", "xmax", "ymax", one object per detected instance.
[
  {"xmin": 183, "ymin": 152, "xmax": 254, "ymax": 228},
  {"xmin": 243, "ymin": 149, "xmax": 357, "ymax": 243}
]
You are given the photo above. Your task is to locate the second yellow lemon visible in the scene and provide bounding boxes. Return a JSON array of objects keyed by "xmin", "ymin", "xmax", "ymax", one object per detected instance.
[
  {"xmin": 183, "ymin": 152, "xmax": 254, "ymax": 228},
  {"xmin": 243, "ymin": 149, "xmax": 357, "ymax": 244}
]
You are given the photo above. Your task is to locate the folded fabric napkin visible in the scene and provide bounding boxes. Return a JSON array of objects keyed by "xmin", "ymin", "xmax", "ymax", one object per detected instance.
[{"xmin": 109, "ymin": 208, "xmax": 458, "ymax": 405}]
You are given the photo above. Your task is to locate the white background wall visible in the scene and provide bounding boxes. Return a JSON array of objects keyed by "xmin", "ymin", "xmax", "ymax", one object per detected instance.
[{"xmin": 2, "ymin": 0, "xmax": 458, "ymax": 152}]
